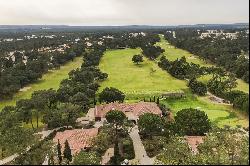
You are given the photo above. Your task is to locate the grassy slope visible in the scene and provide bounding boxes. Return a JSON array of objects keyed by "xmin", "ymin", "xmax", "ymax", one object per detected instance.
[
  {"xmin": 98, "ymin": 48, "xmax": 188, "ymax": 99},
  {"xmin": 156, "ymin": 35, "xmax": 249, "ymax": 127},
  {"xmin": 0, "ymin": 57, "xmax": 83, "ymax": 111},
  {"xmin": 156, "ymin": 35, "xmax": 249, "ymax": 93}
]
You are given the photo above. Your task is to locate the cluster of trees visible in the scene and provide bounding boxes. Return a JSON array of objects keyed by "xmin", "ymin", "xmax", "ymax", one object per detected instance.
[
  {"xmin": 158, "ymin": 54, "xmax": 249, "ymax": 111},
  {"xmin": 0, "ymin": 31, "xmax": 88, "ymax": 53},
  {"xmin": 99, "ymin": 87, "xmax": 125, "ymax": 103},
  {"xmin": 11, "ymin": 60, "xmax": 107, "ymax": 130},
  {"xmin": 0, "ymin": 42, "xmax": 108, "ymax": 158},
  {"xmin": 158, "ymin": 56, "xmax": 209, "ymax": 96},
  {"xmin": 138, "ymin": 108, "xmax": 211, "ymax": 137},
  {"xmin": 142, "ymin": 45, "xmax": 165, "ymax": 60},
  {"xmin": 137, "ymin": 109, "xmax": 211, "ymax": 157},
  {"xmin": 188, "ymin": 78, "xmax": 207, "ymax": 96},
  {"xmin": 223, "ymin": 90, "xmax": 249, "ymax": 113},
  {"xmin": 13, "ymin": 139, "xmax": 54, "ymax": 165},
  {"xmin": 165, "ymin": 29, "xmax": 249, "ymax": 83},
  {"xmin": 100, "ymin": 31, "xmax": 164, "ymax": 60},
  {"xmin": 0, "ymin": 107, "xmax": 37, "ymax": 159},
  {"xmin": 156, "ymin": 127, "xmax": 249, "ymax": 165},
  {"xmin": 207, "ymin": 71, "xmax": 249, "ymax": 113},
  {"xmin": 0, "ymin": 43, "xmax": 85, "ymax": 100},
  {"xmin": 57, "ymin": 140, "xmax": 72, "ymax": 164},
  {"xmin": 102, "ymin": 32, "xmax": 161, "ymax": 50},
  {"xmin": 158, "ymin": 56, "xmax": 206, "ymax": 80}
]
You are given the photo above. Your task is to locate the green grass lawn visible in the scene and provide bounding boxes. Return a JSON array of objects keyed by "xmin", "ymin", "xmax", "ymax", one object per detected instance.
[
  {"xmin": 98, "ymin": 48, "xmax": 188, "ymax": 99},
  {"xmin": 161, "ymin": 90, "xmax": 248, "ymax": 128},
  {"xmin": 0, "ymin": 57, "xmax": 83, "ymax": 111},
  {"xmin": 157, "ymin": 34, "xmax": 249, "ymax": 93}
]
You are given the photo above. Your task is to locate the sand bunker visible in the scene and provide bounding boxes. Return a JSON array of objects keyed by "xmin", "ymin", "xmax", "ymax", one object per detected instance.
[
  {"xmin": 19, "ymin": 86, "xmax": 31, "ymax": 92},
  {"xmin": 187, "ymin": 56, "xmax": 197, "ymax": 60}
]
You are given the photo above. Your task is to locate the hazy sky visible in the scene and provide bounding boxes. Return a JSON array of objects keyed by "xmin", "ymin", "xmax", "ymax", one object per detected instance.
[{"xmin": 0, "ymin": 0, "xmax": 249, "ymax": 25}]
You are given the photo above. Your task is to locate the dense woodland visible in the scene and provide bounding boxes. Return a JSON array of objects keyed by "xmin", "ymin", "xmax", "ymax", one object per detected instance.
[{"xmin": 164, "ymin": 29, "xmax": 249, "ymax": 83}]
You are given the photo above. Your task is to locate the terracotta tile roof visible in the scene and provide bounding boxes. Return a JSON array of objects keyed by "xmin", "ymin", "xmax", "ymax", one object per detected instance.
[
  {"xmin": 53, "ymin": 128, "xmax": 98, "ymax": 155},
  {"xmin": 184, "ymin": 136, "xmax": 204, "ymax": 154},
  {"xmin": 94, "ymin": 102, "xmax": 162, "ymax": 119}
]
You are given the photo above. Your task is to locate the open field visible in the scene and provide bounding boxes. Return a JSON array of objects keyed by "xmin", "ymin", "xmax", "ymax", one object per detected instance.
[
  {"xmin": 160, "ymin": 90, "xmax": 248, "ymax": 127},
  {"xmin": 0, "ymin": 57, "xmax": 83, "ymax": 111},
  {"xmin": 98, "ymin": 48, "xmax": 188, "ymax": 99},
  {"xmin": 156, "ymin": 35, "xmax": 249, "ymax": 93}
]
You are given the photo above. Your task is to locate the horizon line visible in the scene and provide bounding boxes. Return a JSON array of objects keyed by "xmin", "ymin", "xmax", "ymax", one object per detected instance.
[{"xmin": 0, "ymin": 22, "xmax": 249, "ymax": 27}]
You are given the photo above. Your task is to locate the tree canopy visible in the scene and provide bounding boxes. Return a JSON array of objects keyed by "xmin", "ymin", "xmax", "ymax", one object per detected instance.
[
  {"xmin": 132, "ymin": 54, "xmax": 143, "ymax": 65},
  {"xmin": 174, "ymin": 108, "xmax": 211, "ymax": 136},
  {"xmin": 99, "ymin": 87, "xmax": 125, "ymax": 103},
  {"xmin": 138, "ymin": 113, "xmax": 164, "ymax": 137}
]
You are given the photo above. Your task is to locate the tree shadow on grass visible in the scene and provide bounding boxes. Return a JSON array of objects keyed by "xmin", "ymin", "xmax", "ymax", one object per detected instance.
[{"xmin": 213, "ymin": 112, "xmax": 238, "ymax": 125}]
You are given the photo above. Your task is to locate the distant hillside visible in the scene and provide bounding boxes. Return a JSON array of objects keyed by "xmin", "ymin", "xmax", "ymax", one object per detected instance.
[{"xmin": 0, "ymin": 23, "xmax": 248, "ymax": 32}]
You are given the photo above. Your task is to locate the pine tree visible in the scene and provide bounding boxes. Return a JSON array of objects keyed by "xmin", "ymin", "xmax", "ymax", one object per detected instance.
[
  {"xmin": 156, "ymin": 97, "xmax": 160, "ymax": 104},
  {"xmin": 113, "ymin": 141, "xmax": 122, "ymax": 164},
  {"xmin": 63, "ymin": 140, "xmax": 72, "ymax": 164},
  {"xmin": 94, "ymin": 96, "xmax": 96, "ymax": 105},
  {"xmin": 57, "ymin": 140, "xmax": 62, "ymax": 165},
  {"xmin": 153, "ymin": 96, "xmax": 156, "ymax": 102},
  {"xmin": 49, "ymin": 154, "xmax": 55, "ymax": 165}
]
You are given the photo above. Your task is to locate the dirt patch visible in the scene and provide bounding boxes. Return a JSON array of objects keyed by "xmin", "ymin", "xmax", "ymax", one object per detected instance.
[
  {"xmin": 19, "ymin": 86, "xmax": 31, "ymax": 92},
  {"xmin": 207, "ymin": 92, "xmax": 231, "ymax": 105}
]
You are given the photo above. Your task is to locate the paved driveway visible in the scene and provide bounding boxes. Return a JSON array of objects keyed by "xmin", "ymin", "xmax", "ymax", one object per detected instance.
[{"xmin": 129, "ymin": 126, "xmax": 154, "ymax": 165}]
